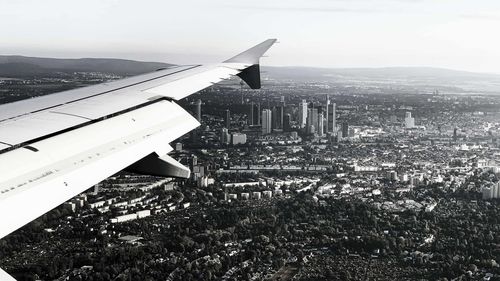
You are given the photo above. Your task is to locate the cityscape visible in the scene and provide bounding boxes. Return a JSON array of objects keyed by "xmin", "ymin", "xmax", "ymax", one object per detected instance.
[{"xmin": 1, "ymin": 60, "xmax": 500, "ymax": 280}]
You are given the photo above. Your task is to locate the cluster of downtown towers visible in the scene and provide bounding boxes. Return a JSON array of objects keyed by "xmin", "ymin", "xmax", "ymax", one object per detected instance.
[{"xmin": 247, "ymin": 95, "xmax": 347, "ymax": 137}]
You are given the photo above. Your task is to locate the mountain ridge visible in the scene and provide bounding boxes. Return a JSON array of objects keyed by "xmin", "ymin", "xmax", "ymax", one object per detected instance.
[{"xmin": 0, "ymin": 55, "xmax": 174, "ymax": 77}]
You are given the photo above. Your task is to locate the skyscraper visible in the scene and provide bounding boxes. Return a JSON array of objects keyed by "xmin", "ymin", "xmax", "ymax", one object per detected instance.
[
  {"xmin": 328, "ymin": 102, "xmax": 336, "ymax": 134},
  {"xmin": 318, "ymin": 113, "xmax": 324, "ymax": 136},
  {"xmin": 405, "ymin": 111, "xmax": 414, "ymax": 128},
  {"xmin": 325, "ymin": 95, "xmax": 329, "ymax": 133},
  {"xmin": 306, "ymin": 108, "xmax": 318, "ymax": 135},
  {"xmin": 298, "ymin": 100, "xmax": 308, "ymax": 128},
  {"xmin": 283, "ymin": 114, "xmax": 291, "ymax": 132},
  {"xmin": 262, "ymin": 109, "xmax": 272, "ymax": 134},
  {"xmin": 225, "ymin": 110, "xmax": 231, "ymax": 129},
  {"xmin": 221, "ymin": 128, "xmax": 230, "ymax": 144},
  {"xmin": 341, "ymin": 122, "xmax": 349, "ymax": 138},
  {"xmin": 272, "ymin": 107, "xmax": 279, "ymax": 129},
  {"xmin": 249, "ymin": 102, "xmax": 254, "ymax": 126},
  {"xmin": 256, "ymin": 103, "xmax": 261, "ymax": 125},
  {"xmin": 195, "ymin": 99, "xmax": 202, "ymax": 122}
]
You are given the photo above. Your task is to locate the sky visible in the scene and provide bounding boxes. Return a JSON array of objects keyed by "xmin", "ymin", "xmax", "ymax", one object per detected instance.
[{"xmin": 1, "ymin": 0, "xmax": 500, "ymax": 73}]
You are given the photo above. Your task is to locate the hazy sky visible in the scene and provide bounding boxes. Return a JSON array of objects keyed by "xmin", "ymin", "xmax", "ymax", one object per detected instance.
[{"xmin": 2, "ymin": 0, "xmax": 500, "ymax": 73}]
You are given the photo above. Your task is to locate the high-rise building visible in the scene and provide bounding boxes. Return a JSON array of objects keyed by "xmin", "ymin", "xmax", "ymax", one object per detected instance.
[
  {"xmin": 341, "ymin": 122, "xmax": 349, "ymax": 138},
  {"xmin": 298, "ymin": 100, "xmax": 308, "ymax": 128},
  {"xmin": 318, "ymin": 113, "xmax": 324, "ymax": 136},
  {"xmin": 221, "ymin": 128, "xmax": 230, "ymax": 144},
  {"xmin": 271, "ymin": 107, "xmax": 279, "ymax": 129},
  {"xmin": 280, "ymin": 96, "xmax": 285, "ymax": 128},
  {"xmin": 195, "ymin": 99, "xmax": 202, "ymax": 122},
  {"xmin": 405, "ymin": 111, "xmax": 415, "ymax": 128},
  {"xmin": 328, "ymin": 102, "xmax": 336, "ymax": 134},
  {"xmin": 262, "ymin": 109, "xmax": 272, "ymax": 134},
  {"xmin": 278, "ymin": 106, "xmax": 284, "ymax": 129},
  {"xmin": 240, "ymin": 80, "xmax": 245, "ymax": 104},
  {"xmin": 249, "ymin": 102, "xmax": 254, "ymax": 126},
  {"xmin": 225, "ymin": 110, "xmax": 231, "ymax": 129},
  {"xmin": 313, "ymin": 107, "xmax": 319, "ymax": 134},
  {"xmin": 256, "ymin": 103, "xmax": 261, "ymax": 125},
  {"xmin": 306, "ymin": 108, "xmax": 318, "ymax": 135},
  {"xmin": 283, "ymin": 114, "xmax": 291, "ymax": 132},
  {"xmin": 325, "ymin": 95, "xmax": 329, "ymax": 133}
]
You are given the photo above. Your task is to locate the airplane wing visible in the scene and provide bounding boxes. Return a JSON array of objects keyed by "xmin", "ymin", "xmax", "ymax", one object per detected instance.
[{"xmin": 0, "ymin": 39, "xmax": 277, "ymax": 244}]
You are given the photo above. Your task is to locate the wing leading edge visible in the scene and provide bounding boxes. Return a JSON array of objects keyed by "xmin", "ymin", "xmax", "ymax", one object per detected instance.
[{"xmin": 0, "ymin": 39, "xmax": 277, "ymax": 246}]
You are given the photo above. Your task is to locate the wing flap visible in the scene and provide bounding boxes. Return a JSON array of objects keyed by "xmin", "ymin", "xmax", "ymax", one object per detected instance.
[{"xmin": 0, "ymin": 100, "xmax": 199, "ymax": 239}]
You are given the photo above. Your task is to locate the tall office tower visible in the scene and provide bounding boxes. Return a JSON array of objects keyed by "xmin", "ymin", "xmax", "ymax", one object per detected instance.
[
  {"xmin": 262, "ymin": 109, "xmax": 272, "ymax": 134},
  {"xmin": 279, "ymin": 106, "xmax": 284, "ymax": 129},
  {"xmin": 273, "ymin": 106, "xmax": 285, "ymax": 129},
  {"xmin": 221, "ymin": 128, "xmax": 230, "ymax": 144},
  {"xmin": 240, "ymin": 80, "xmax": 245, "ymax": 104},
  {"xmin": 318, "ymin": 113, "xmax": 324, "ymax": 136},
  {"xmin": 256, "ymin": 103, "xmax": 261, "ymax": 125},
  {"xmin": 280, "ymin": 96, "xmax": 285, "ymax": 128},
  {"xmin": 249, "ymin": 102, "xmax": 254, "ymax": 125},
  {"xmin": 306, "ymin": 108, "xmax": 318, "ymax": 135},
  {"xmin": 328, "ymin": 102, "xmax": 336, "ymax": 134},
  {"xmin": 341, "ymin": 122, "xmax": 349, "ymax": 138},
  {"xmin": 306, "ymin": 108, "xmax": 312, "ymax": 133},
  {"xmin": 195, "ymin": 99, "xmax": 202, "ymax": 122},
  {"xmin": 405, "ymin": 111, "xmax": 414, "ymax": 128},
  {"xmin": 453, "ymin": 127, "xmax": 458, "ymax": 141},
  {"xmin": 298, "ymin": 99, "xmax": 308, "ymax": 128},
  {"xmin": 325, "ymin": 95, "xmax": 330, "ymax": 133},
  {"xmin": 312, "ymin": 108, "xmax": 319, "ymax": 134},
  {"xmin": 225, "ymin": 110, "xmax": 231, "ymax": 129},
  {"xmin": 283, "ymin": 114, "xmax": 291, "ymax": 132},
  {"xmin": 271, "ymin": 107, "xmax": 279, "ymax": 129}
]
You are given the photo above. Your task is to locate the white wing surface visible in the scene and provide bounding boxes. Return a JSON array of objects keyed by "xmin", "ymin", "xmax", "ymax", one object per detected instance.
[{"xmin": 0, "ymin": 39, "xmax": 277, "ymax": 243}]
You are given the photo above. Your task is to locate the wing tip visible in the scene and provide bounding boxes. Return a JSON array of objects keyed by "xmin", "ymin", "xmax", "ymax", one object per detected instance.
[{"xmin": 223, "ymin": 39, "xmax": 278, "ymax": 65}]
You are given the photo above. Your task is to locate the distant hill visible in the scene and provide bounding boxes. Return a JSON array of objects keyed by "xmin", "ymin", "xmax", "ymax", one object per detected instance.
[
  {"xmin": 2, "ymin": 55, "xmax": 500, "ymax": 93},
  {"xmin": 263, "ymin": 66, "xmax": 500, "ymax": 93},
  {"xmin": 263, "ymin": 66, "xmax": 500, "ymax": 80},
  {"xmin": 0, "ymin": 55, "xmax": 174, "ymax": 77}
]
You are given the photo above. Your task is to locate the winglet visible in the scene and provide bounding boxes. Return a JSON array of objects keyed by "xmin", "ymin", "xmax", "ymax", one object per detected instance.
[
  {"xmin": 224, "ymin": 39, "xmax": 277, "ymax": 89},
  {"xmin": 224, "ymin": 39, "xmax": 277, "ymax": 65}
]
